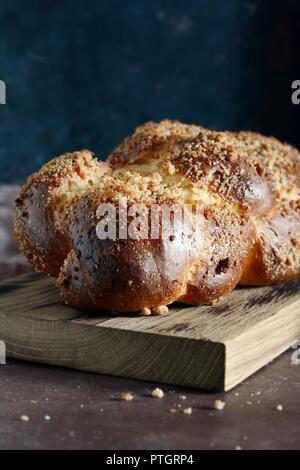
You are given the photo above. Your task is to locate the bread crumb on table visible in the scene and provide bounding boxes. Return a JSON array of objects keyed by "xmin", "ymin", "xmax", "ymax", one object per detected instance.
[
  {"xmin": 183, "ymin": 407, "xmax": 192, "ymax": 415},
  {"xmin": 120, "ymin": 392, "xmax": 134, "ymax": 401},
  {"xmin": 140, "ymin": 308, "xmax": 151, "ymax": 316},
  {"xmin": 214, "ymin": 399, "xmax": 226, "ymax": 411},
  {"xmin": 151, "ymin": 388, "xmax": 165, "ymax": 399},
  {"xmin": 179, "ymin": 395, "xmax": 187, "ymax": 400},
  {"xmin": 20, "ymin": 415, "xmax": 29, "ymax": 422},
  {"xmin": 275, "ymin": 404, "xmax": 283, "ymax": 411},
  {"xmin": 44, "ymin": 414, "xmax": 51, "ymax": 421},
  {"xmin": 151, "ymin": 305, "xmax": 169, "ymax": 316},
  {"xmin": 139, "ymin": 305, "xmax": 169, "ymax": 316},
  {"xmin": 235, "ymin": 445, "xmax": 242, "ymax": 451}
]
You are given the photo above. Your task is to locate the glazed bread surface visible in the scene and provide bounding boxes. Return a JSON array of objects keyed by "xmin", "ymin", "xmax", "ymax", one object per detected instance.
[
  {"xmin": 14, "ymin": 120, "xmax": 300, "ymax": 313},
  {"xmin": 15, "ymin": 150, "xmax": 110, "ymax": 276}
]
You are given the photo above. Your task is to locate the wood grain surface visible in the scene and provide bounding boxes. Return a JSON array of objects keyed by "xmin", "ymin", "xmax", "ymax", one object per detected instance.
[{"xmin": 0, "ymin": 272, "xmax": 300, "ymax": 391}]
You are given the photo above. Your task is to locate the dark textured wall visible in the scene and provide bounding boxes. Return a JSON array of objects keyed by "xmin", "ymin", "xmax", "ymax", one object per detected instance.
[{"xmin": 0, "ymin": 0, "xmax": 300, "ymax": 183}]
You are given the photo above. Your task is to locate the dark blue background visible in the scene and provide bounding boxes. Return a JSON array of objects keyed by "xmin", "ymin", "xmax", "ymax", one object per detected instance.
[{"xmin": 0, "ymin": 0, "xmax": 299, "ymax": 183}]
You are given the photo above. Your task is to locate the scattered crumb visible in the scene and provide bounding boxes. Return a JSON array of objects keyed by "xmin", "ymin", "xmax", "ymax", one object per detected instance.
[
  {"xmin": 177, "ymin": 403, "xmax": 182, "ymax": 408},
  {"xmin": 100, "ymin": 408, "xmax": 104, "ymax": 412},
  {"xmin": 183, "ymin": 407, "xmax": 192, "ymax": 415},
  {"xmin": 140, "ymin": 306, "xmax": 169, "ymax": 316},
  {"xmin": 257, "ymin": 401, "xmax": 261, "ymax": 405},
  {"xmin": 214, "ymin": 400, "xmax": 225, "ymax": 411},
  {"xmin": 235, "ymin": 445, "xmax": 242, "ymax": 451},
  {"xmin": 80, "ymin": 404, "xmax": 84, "ymax": 408},
  {"xmin": 256, "ymin": 391, "xmax": 261, "ymax": 396},
  {"xmin": 151, "ymin": 388, "xmax": 165, "ymax": 399},
  {"xmin": 246, "ymin": 401, "xmax": 252, "ymax": 405},
  {"xmin": 120, "ymin": 392, "xmax": 134, "ymax": 401},
  {"xmin": 20, "ymin": 415, "xmax": 29, "ymax": 422},
  {"xmin": 44, "ymin": 414, "xmax": 51, "ymax": 421},
  {"xmin": 152, "ymin": 305, "xmax": 169, "ymax": 316},
  {"xmin": 30, "ymin": 400, "xmax": 38, "ymax": 404},
  {"xmin": 169, "ymin": 408, "xmax": 177, "ymax": 414},
  {"xmin": 275, "ymin": 404, "xmax": 283, "ymax": 412},
  {"xmin": 179, "ymin": 395, "xmax": 187, "ymax": 400},
  {"xmin": 234, "ymin": 392, "xmax": 239, "ymax": 396},
  {"xmin": 140, "ymin": 307, "xmax": 151, "ymax": 316}
]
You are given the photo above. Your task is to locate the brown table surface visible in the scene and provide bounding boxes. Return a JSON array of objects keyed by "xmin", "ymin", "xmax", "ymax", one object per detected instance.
[
  {"xmin": 0, "ymin": 351, "xmax": 299, "ymax": 450},
  {"xmin": 0, "ymin": 186, "xmax": 299, "ymax": 450}
]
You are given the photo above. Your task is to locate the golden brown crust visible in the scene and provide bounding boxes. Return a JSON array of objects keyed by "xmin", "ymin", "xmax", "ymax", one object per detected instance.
[
  {"xmin": 14, "ymin": 120, "xmax": 300, "ymax": 312},
  {"xmin": 109, "ymin": 119, "xmax": 205, "ymax": 167},
  {"xmin": 180, "ymin": 208, "xmax": 255, "ymax": 304},
  {"xmin": 110, "ymin": 123, "xmax": 276, "ymax": 217},
  {"xmin": 14, "ymin": 150, "xmax": 110, "ymax": 276},
  {"xmin": 58, "ymin": 192, "xmax": 203, "ymax": 312},
  {"xmin": 235, "ymin": 132, "xmax": 300, "ymax": 284}
]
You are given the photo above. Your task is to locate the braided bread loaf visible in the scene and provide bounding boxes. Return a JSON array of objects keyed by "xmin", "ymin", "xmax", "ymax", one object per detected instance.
[{"xmin": 14, "ymin": 120, "xmax": 300, "ymax": 313}]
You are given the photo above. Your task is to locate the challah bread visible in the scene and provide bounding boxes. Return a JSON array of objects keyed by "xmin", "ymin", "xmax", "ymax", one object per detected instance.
[{"xmin": 14, "ymin": 120, "xmax": 300, "ymax": 313}]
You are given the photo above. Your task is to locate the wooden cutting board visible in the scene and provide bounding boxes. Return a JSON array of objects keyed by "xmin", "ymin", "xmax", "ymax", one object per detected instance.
[{"xmin": 0, "ymin": 272, "xmax": 300, "ymax": 391}]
